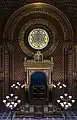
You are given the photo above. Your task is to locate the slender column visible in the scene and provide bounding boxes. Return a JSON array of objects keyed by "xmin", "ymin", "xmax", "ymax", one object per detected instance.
[
  {"xmin": 67, "ymin": 45, "xmax": 73, "ymax": 95},
  {"xmin": 24, "ymin": 58, "xmax": 27, "ymax": 85},
  {"xmin": 64, "ymin": 44, "xmax": 74, "ymax": 95},
  {"xmin": 7, "ymin": 42, "xmax": 14, "ymax": 93},
  {"xmin": 74, "ymin": 45, "xmax": 77, "ymax": 105},
  {"xmin": 0, "ymin": 46, "xmax": 4, "ymax": 101},
  {"xmin": 51, "ymin": 72, "xmax": 52, "ymax": 84},
  {"xmin": 12, "ymin": 48, "xmax": 15, "ymax": 81},
  {"xmin": 4, "ymin": 46, "xmax": 9, "ymax": 96},
  {"xmin": 25, "ymin": 71, "xmax": 27, "ymax": 84},
  {"xmin": 75, "ymin": 45, "xmax": 77, "ymax": 70},
  {"xmin": 64, "ymin": 45, "xmax": 68, "ymax": 93},
  {"xmin": 50, "ymin": 57, "xmax": 54, "ymax": 84}
]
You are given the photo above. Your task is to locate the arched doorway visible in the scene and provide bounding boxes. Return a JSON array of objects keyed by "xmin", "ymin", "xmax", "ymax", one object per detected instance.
[{"xmin": 29, "ymin": 72, "xmax": 48, "ymax": 105}]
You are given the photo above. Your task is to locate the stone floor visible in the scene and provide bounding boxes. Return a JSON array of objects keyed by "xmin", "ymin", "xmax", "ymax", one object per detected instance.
[{"xmin": 0, "ymin": 111, "xmax": 77, "ymax": 120}]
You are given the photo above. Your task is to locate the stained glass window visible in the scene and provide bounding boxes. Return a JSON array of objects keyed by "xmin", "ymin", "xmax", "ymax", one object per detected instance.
[{"xmin": 28, "ymin": 28, "xmax": 49, "ymax": 50}]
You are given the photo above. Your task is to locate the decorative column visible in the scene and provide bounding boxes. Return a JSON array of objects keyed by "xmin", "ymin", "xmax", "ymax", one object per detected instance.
[
  {"xmin": 74, "ymin": 45, "xmax": 77, "ymax": 70},
  {"xmin": 24, "ymin": 57, "xmax": 27, "ymax": 85},
  {"xmin": 12, "ymin": 47, "xmax": 15, "ymax": 81},
  {"xmin": 4, "ymin": 42, "xmax": 14, "ymax": 96},
  {"xmin": 67, "ymin": 44, "xmax": 73, "ymax": 95},
  {"xmin": 7, "ymin": 42, "xmax": 14, "ymax": 93},
  {"xmin": 51, "ymin": 57, "xmax": 53, "ymax": 84},
  {"xmin": 74, "ymin": 45, "xmax": 77, "ymax": 104},
  {"xmin": 64, "ymin": 44, "xmax": 68, "ymax": 92},
  {"xmin": 4, "ymin": 45, "xmax": 9, "ymax": 96},
  {"xmin": 0, "ymin": 46, "xmax": 4, "ymax": 101},
  {"xmin": 64, "ymin": 43, "xmax": 74, "ymax": 96}
]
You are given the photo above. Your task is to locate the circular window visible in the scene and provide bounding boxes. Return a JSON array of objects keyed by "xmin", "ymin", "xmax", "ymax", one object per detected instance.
[{"xmin": 28, "ymin": 28, "xmax": 49, "ymax": 50}]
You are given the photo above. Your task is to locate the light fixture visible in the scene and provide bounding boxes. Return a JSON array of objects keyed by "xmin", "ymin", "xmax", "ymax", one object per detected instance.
[
  {"xmin": 3, "ymin": 94, "xmax": 21, "ymax": 120},
  {"xmin": 60, "ymin": 96, "xmax": 63, "ymax": 99},
  {"xmin": 72, "ymin": 100, "xmax": 75, "ymax": 103},
  {"xmin": 68, "ymin": 103, "xmax": 72, "ymax": 107},
  {"xmin": 63, "ymin": 84, "xmax": 66, "ymax": 87},
  {"xmin": 3, "ymin": 100, "xmax": 6, "ymax": 103},
  {"xmin": 63, "ymin": 102, "xmax": 66, "ymax": 105},
  {"xmin": 51, "ymin": 82, "xmax": 66, "ymax": 90},
  {"xmin": 68, "ymin": 96, "xmax": 72, "ymax": 99},
  {"xmin": 17, "ymin": 100, "xmax": 21, "ymax": 103},
  {"xmin": 10, "ymin": 94, "xmax": 13, "ymax": 97},
  {"xmin": 11, "ymin": 82, "xmax": 26, "ymax": 89},
  {"xmin": 60, "ymin": 103, "xmax": 64, "ymax": 107},
  {"xmin": 57, "ymin": 100, "xmax": 60, "ymax": 103},
  {"xmin": 57, "ymin": 93, "xmax": 75, "ymax": 110},
  {"xmin": 6, "ymin": 96, "xmax": 9, "ymax": 99},
  {"xmin": 14, "ymin": 96, "xmax": 18, "ymax": 99},
  {"xmin": 64, "ymin": 94, "xmax": 68, "ymax": 97}
]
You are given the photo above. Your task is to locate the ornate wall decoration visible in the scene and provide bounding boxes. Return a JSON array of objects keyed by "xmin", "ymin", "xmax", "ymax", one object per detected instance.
[
  {"xmin": 28, "ymin": 28, "xmax": 49, "ymax": 50},
  {"xmin": 19, "ymin": 19, "xmax": 58, "ymax": 56},
  {"xmin": 3, "ymin": 3, "xmax": 73, "ymax": 56},
  {"xmin": 2, "ymin": 3, "xmax": 74, "ymax": 92}
]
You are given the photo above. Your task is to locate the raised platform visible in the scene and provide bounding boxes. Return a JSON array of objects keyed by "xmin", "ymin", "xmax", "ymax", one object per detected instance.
[{"xmin": 18, "ymin": 104, "xmax": 61, "ymax": 118}]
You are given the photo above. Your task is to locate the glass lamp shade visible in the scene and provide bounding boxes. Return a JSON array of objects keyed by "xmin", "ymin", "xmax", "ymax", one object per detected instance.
[
  {"xmin": 6, "ymin": 103, "xmax": 10, "ymax": 107},
  {"xmin": 17, "ymin": 100, "xmax": 21, "ymax": 103},
  {"xmin": 14, "ymin": 103, "xmax": 17, "ymax": 107},
  {"xmin": 59, "ymin": 86, "xmax": 62, "ymax": 89},
  {"xmin": 6, "ymin": 96, "xmax": 9, "ymax": 99},
  {"xmin": 9, "ymin": 105, "xmax": 13, "ymax": 108},
  {"xmin": 21, "ymin": 84, "xmax": 25, "ymax": 88},
  {"xmin": 3, "ymin": 100, "xmax": 6, "ymax": 103},
  {"xmin": 68, "ymin": 103, "xmax": 72, "ymax": 107},
  {"xmin": 57, "ymin": 82, "xmax": 61, "ymax": 86},
  {"xmin": 60, "ymin": 103, "xmax": 64, "ymax": 107},
  {"xmin": 13, "ymin": 84, "xmax": 15, "ymax": 87},
  {"xmin": 10, "ymin": 94, "xmax": 13, "ymax": 97},
  {"xmin": 60, "ymin": 96, "xmax": 63, "ymax": 99},
  {"xmin": 68, "ymin": 96, "xmax": 72, "ymax": 99},
  {"xmin": 65, "ymin": 105, "xmax": 69, "ymax": 109},
  {"xmin": 17, "ymin": 82, "xmax": 21, "ymax": 86},
  {"xmin": 57, "ymin": 100, "xmax": 60, "ymax": 103},
  {"xmin": 11, "ymin": 102, "xmax": 14, "ymax": 105},
  {"xmin": 63, "ymin": 84, "xmax": 66, "ymax": 87},
  {"xmin": 64, "ymin": 94, "xmax": 68, "ymax": 97},
  {"xmin": 14, "ymin": 96, "xmax": 18, "ymax": 99},
  {"xmin": 63, "ymin": 102, "xmax": 67, "ymax": 105},
  {"xmin": 15, "ymin": 86, "xmax": 19, "ymax": 89},
  {"xmin": 53, "ymin": 84, "xmax": 56, "ymax": 88},
  {"xmin": 72, "ymin": 100, "xmax": 75, "ymax": 103}
]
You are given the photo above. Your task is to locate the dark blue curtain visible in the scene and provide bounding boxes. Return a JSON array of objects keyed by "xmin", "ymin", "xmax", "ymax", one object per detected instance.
[
  {"xmin": 30, "ymin": 72, "xmax": 47, "ymax": 85},
  {"xmin": 29, "ymin": 72, "xmax": 48, "ymax": 102}
]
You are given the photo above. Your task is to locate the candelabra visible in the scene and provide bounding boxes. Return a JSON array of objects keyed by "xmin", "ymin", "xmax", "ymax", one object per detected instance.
[
  {"xmin": 11, "ymin": 82, "xmax": 28, "ymax": 104},
  {"xmin": 57, "ymin": 93, "xmax": 75, "ymax": 119},
  {"xmin": 57, "ymin": 93, "xmax": 75, "ymax": 110},
  {"xmin": 52, "ymin": 81, "xmax": 66, "ymax": 89},
  {"xmin": 3, "ymin": 94, "xmax": 21, "ymax": 120},
  {"xmin": 11, "ymin": 82, "xmax": 26, "ymax": 89},
  {"xmin": 49, "ymin": 82, "xmax": 66, "ymax": 104}
]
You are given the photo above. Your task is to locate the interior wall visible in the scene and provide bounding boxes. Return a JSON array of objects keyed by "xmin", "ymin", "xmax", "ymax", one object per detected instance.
[{"xmin": 1, "ymin": 2, "xmax": 76, "ymax": 105}]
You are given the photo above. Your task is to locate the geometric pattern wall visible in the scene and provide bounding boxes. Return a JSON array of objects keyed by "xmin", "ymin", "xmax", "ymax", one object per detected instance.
[
  {"xmin": 14, "ymin": 39, "xmax": 64, "ymax": 83},
  {"xmin": 14, "ymin": 40, "xmax": 25, "ymax": 81},
  {"xmin": 52, "ymin": 43, "xmax": 64, "ymax": 83},
  {"xmin": 2, "ymin": 2, "xmax": 75, "ymax": 97}
]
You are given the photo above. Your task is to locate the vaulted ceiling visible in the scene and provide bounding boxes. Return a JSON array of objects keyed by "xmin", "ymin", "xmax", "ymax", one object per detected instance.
[{"xmin": 0, "ymin": 0, "xmax": 77, "ymax": 44}]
